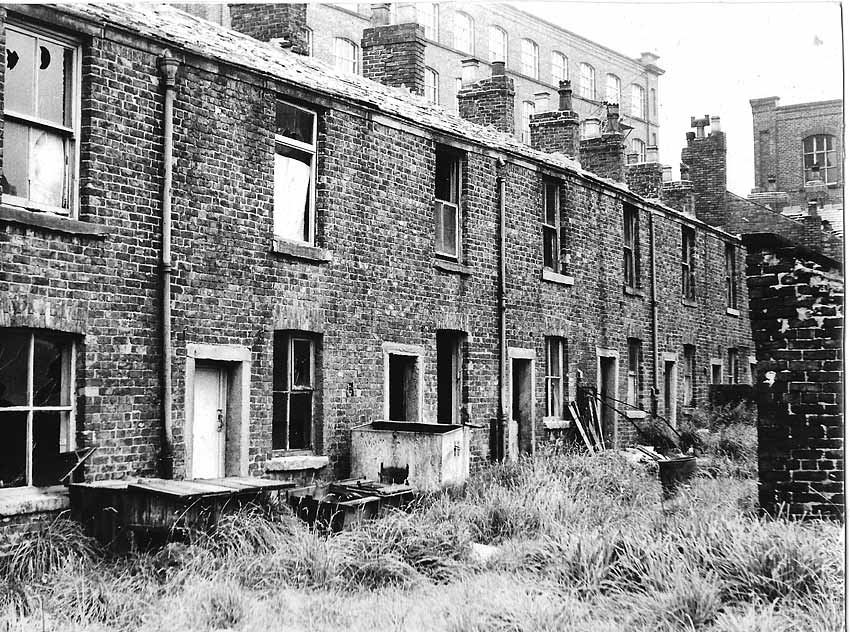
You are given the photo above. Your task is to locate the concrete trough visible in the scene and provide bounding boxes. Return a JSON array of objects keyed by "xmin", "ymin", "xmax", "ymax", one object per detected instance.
[{"xmin": 350, "ymin": 421, "xmax": 470, "ymax": 492}]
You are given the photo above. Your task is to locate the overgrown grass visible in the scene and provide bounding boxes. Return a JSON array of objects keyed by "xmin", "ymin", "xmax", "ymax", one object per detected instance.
[{"xmin": 1, "ymin": 448, "xmax": 842, "ymax": 631}]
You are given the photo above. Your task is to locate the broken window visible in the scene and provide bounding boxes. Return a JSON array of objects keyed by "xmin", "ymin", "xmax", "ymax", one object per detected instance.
[
  {"xmin": 273, "ymin": 332, "xmax": 317, "ymax": 451},
  {"xmin": 387, "ymin": 353, "xmax": 420, "ymax": 422},
  {"xmin": 274, "ymin": 100, "xmax": 317, "ymax": 244},
  {"xmin": 544, "ymin": 337, "xmax": 568, "ymax": 419},
  {"xmin": 623, "ymin": 204, "xmax": 640, "ymax": 288},
  {"xmin": 435, "ymin": 146, "xmax": 462, "ymax": 258},
  {"xmin": 0, "ymin": 330, "xmax": 74, "ymax": 488},
  {"xmin": 681, "ymin": 226, "xmax": 696, "ymax": 300},
  {"xmin": 3, "ymin": 24, "xmax": 78, "ymax": 214},
  {"xmin": 724, "ymin": 243, "xmax": 738, "ymax": 309},
  {"xmin": 437, "ymin": 331, "xmax": 464, "ymax": 424},
  {"xmin": 626, "ymin": 338, "xmax": 641, "ymax": 408},
  {"xmin": 542, "ymin": 179, "xmax": 561, "ymax": 272},
  {"xmin": 727, "ymin": 348, "xmax": 738, "ymax": 384},
  {"xmin": 683, "ymin": 345, "xmax": 696, "ymax": 407},
  {"xmin": 803, "ymin": 134, "xmax": 836, "ymax": 184}
]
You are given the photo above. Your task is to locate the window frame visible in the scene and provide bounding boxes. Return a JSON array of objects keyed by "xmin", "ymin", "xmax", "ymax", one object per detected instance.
[
  {"xmin": 332, "ymin": 37, "xmax": 359, "ymax": 74},
  {"xmin": 551, "ymin": 51, "xmax": 568, "ymax": 85},
  {"xmin": 302, "ymin": 27, "xmax": 313, "ymax": 56},
  {"xmin": 544, "ymin": 337, "xmax": 569, "ymax": 420},
  {"xmin": 683, "ymin": 344, "xmax": 696, "ymax": 407},
  {"xmin": 521, "ymin": 99, "xmax": 536, "ymax": 143},
  {"xmin": 631, "ymin": 138, "xmax": 646, "ymax": 163},
  {"xmin": 454, "ymin": 12, "xmax": 474, "ymax": 54},
  {"xmin": 272, "ymin": 331, "xmax": 318, "ymax": 453},
  {"xmin": 681, "ymin": 226, "xmax": 696, "ymax": 301},
  {"xmin": 631, "ymin": 83, "xmax": 646, "ymax": 119},
  {"xmin": 803, "ymin": 134, "xmax": 837, "ymax": 184},
  {"xmin": 424, "ymin": 67, "xmax": 439, "ymax": 104},
  {"xmin": 0, "ymin": 330, "xmax": 76, "ymax": 488},
  {"xmin": 434, "ymin": 145, "xmax": 462, "ymax": 259},
  {"xmin": 488, "ymin": 25, "xmax": 508, "ymax": 63},
  {"xmin": 2, "ymin": 22, "xmax": 81, "ymax": 218},
  {"xmin": 274, "ymin": 98, "xmax": 318, "ymax": 245},
  {"xmin": 626, "ymin": 338, "xmax": 641, "ymax": 408},
  {"xmin": 623, "ymin": 204, "xmax": 641, "ymax": 289},
  {"xmin": 725, "ymin": 243, "xmax": 738, "ymax": 309},
  {"xmin": 605, "ymin": 73, "xmax": 620, "ymax": 104},
  {"xmin": 727, "ymin": 348, "xmax": 739, "ymax": 384},
  {"xmin": 520, "ymin": 38, "xmax": 539, "ymax": 79},
  {"xmin": 542, "ymin": 178, "xmax": 561, "ymax": 272},
  {"xmin": 416, "ymin": 3, "xmax": 439, "ymax": 40},
  {"xmin": 579, "ymin": 63, "xmax": 595, "ymax": 99}
]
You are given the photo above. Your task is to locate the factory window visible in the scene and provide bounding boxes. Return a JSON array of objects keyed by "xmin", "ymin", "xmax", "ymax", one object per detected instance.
[
  {"xmin": 544, "ymin": 337, "xmax": 569, "ymax": 419},
  {"xmin": 626, "ymin": 339, "xmax": 641, "ymax": 408},
  {"xmin": 332, "ymin": 37, "xmax": 359, "ymax": 74},
  {"xmin": 605, "ymin": 73, "xmax": 620, "ymax": 104},
  {"xmin": 623, "ymin": 204, "xmax": 640, "ymax": 289},
  {"xmin": 3, "ymin": 23, "xmax": 79, "ymax": 216},
  {"xmin": 454, "ymin": 12, "xmax": 474, "ymax": 54},
  {"xmin": 725, "ymin": 243, "xmax": 738, "ymax": 309},
  {"xmin": 683, "ymin": 345, "xmax": 696, "ymax": 407},
  {"xmin": 0, "ymin": 330, "xmax": 75, "ymax": 488},
  {"xmin": 274, "ymin": 99, "xmax": 317, "ymax": 244},
  {"xmin": 489, "ymin": 25, "xmax": 507, "ymax": 63},
  {"xmin": 302, "ymin": 27, "xmax": 313, "ymax": 56},
  {"xmin": 726, "ymin": 348, "xmax": 739, "ymax": 384},
  {"xmin": 435, "ymin": 146, "xmax": 462, "ymax": 259},
  {"xmin": 579, "ymin": 63, "xmax": 595, "ymax": 99},
  {"xmin": 273, "ymin": 332, "xmax": 318, "ymax": 451},
  {"xmin": 416, "ymin": 3, "xmax": 439, "ymax": 40},
  {"xmin": 631, "ymin": 138, "xmax": 646, "ymax": 163},
  {"xmin": 631, "ymin": 84, "xmax": 645, "ymax": 119},
  {"xmin": 542, "ymin": 178, "xmax": 561, "ymax": 273},
  {"xmin": 551, "ymin": 51, "xmax": 568, "ymax": 85},
  {"xmin": 520, "ymin": 38, "xmax": 538, "ymax": 79},
  {"xmin": 425, "ymin": 67, "xmax": 439, "ymax": 104},
  {"xmin": 681, "ymin": 226, "xmax": 696, "ymax": 301},
  {"xmin": 521, "ymin": 100, "xmax": 535, "ymax": 143},
  {"xmin": 803, "ymin": 134, "xmax": 837, "ymax": 184}
]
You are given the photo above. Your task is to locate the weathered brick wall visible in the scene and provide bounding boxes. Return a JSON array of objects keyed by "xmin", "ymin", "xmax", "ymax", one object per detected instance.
[
  {"xmin": 228, "ymin": 3, "xmax": 307, "ymax": 53},
  {"xmin": 457, "ymin": 75, "xmax": 516, "ymax": 136},
  {"xmin": 744, "ymin": 235, "xmax": 844, "ymax": 518},
  {"xmin": 681, "ymin": 130, "xmax": 727, "ymax": 228},
  {"xmin": 626, "ymin": 162, "xmax": 664, "ymax": 199},
  {"xmin": 529, "ymin": 110, "xmax": 579, "ymax": 157},
  {"xmin": 361, "ymin": 23, "xmax": 426, "ymax": 96},
  {"xmin": 660, "ymin": 180, "xmax": 694, "ymax": 215},
  {"xmin": 579, "ymin": 134, "xmax": 625, "ymax": 182}
]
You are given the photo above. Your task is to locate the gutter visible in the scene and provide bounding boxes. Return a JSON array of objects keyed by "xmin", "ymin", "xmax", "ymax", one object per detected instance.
[
  {"xmin": 157, "ymin": 49, "xmax": 180, "ymax": 479},
  {"xmin": 496, "ymin": 169, "xmax": 508, "ymax": 461}
]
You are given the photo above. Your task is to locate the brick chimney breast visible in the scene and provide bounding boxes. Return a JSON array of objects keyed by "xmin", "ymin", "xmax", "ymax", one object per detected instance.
[
  {"xmin": 457, "ymin": 62, "xmax": 516, "ymax": 135},
  {"xmin": 681, "ymin": 114, "xmax": 728, "ymax": 228},
  {"xmin": 362, "ymin": 21, "xmax": 427, "ymax": 95},
  {"xmin": 580, "ymin": 102, "xmax": 626, "ymax": 181},
  {"xmin": 528, "ymin": 80, "xmax": 579, "ymax": 156},
  {"xmin": 228, "ymin": 3, "xmax": 308, "ymax": 54}
]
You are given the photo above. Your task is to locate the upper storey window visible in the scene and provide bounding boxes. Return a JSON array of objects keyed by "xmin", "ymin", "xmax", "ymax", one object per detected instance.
[
  {"xmin": 623, "ymin": 204, "xmax": 640, "ymax": 289},
  {"xmin": 489, "ymin": 25, "xmax": 507, "ymax": 63},
  {"xmin": 454, "ymin": 12, "xmax": 474, "ymax": 54},
  {"xmin": 434, "ymin": 146, "xmax": 462, "ymax": 259},
  {"xmin": 605, "ymin": 74, "xmax": 620, "ymax": 104},
  {"xmin": 424, "ymin": 67, "xmax": 439, "ymax": 104},
  {"xmin": 803, "ymin": 134, "xmax": 837, "ymax": 184},
  {"xmin": 520, "ymin": 38, "xmax": 538, "ymax": 79},
  {"xmin": 417, "ymin": 3, "xmax": 439, "ymax": 40},
  {"xmin": 333, "ymin": 37, "xmax": 359, "ymax": 74},
  {"xmin": 551, "ymin": 51, "xmax": 567, "ymax": 85},
  {"xmin": 631, "ymin": 84, "xmax": 646, "ymax": 119},
  {"xmin": 3, "ymin": 23, "xmax": 79, "ymax": 216},
  {"xmin": 579, "ymin": 63, "xmax": 595, "ymax": 99},
  {"xmin": 274, "ymin": 100, "xmax": 317, "ymax": 244}
]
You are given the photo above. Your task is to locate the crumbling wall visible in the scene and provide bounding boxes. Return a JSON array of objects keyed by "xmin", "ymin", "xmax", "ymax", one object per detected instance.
[{"xmin": 744, "ymin": 235, "xmax": 844, "ymax": 518}]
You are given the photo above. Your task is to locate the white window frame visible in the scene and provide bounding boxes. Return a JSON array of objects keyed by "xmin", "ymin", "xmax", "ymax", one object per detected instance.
[
  {"xmin": 302, "ymin": 27, "xmax": 313, "ymax": 56},
  {"xmin": 3, "ymin": 22, "xmax": 81, "ymax": 217},
  {"xmin": 522, "ymin": 100, "xmax": 536, "ymax": 143},
  {"xmin": 623, "ymin": 205, "xmax": 640, "ymax": 288},
  {"xmin": 551, "ymin": 51, "xmax": 568, "ymax": 85},
  {"xmin": 683, "ymin": 345, "xmax": 696, "ymax": 407},
  {"xmin": 520, "ymin": 38, "xmax": 538, "ymax": 79},
  {"xmin": 0, "ymin": 330, "xmax": 75, "ymax": 488},
  {"xmin": 274, "ymin": 99, "xmax": 318, "ymax": 244},
  {"xmin": 579, "ymin": 63, "xmax": 595, "ymax": 99},
  {"xmin": 725, "ymin": 243, "xmax": 738, "ymax": 309},
  {"xmin": 489, "ymin": 25, "xmax": 508, "ymax": 63},
  {"xmin": 333, "ymin": 37, "xmax": 359, "ymax": 74},
  {"xmin": 803, "ymin": 134, "xmax": 837, "ymax": 184},
  {"xmin": 727, "ymin": 348, "xmax": 739, "ymax": 384},
  {"xmin": 626, "ymin": 339, "xmax": 641, "ymax": 408},
  {"xmin": 417, "ymin": 3, "xmax": 439, "ymax": 40},
  {"xmin": 435, "ymin": 146, "xmax": 462, "ymax": 259},
  {"xmin": 544, "ymin": 337, "xmax": 568, "ymax": 420},
  {"xmin": 542, "ymin": 179, "xmax": 560, "ymax": 272},
  {"xmin": 425, "ymin": 67, "xmax": 439, "ymax": 104},
  {"xmin": 631, "ymin": 138, "xmax": 646, "ymax": 163},
  {"xmin": 454, "ymin": 12, "xmax": 474, "ymax": 54},
  {"xmin": 631, "ymin": 83, "xmax": 646, "ymax": 119},
  {"xmin": 605, "ymin": 73, "xmax": 620, "ymax": 104},
  {"xmin": 272, "ymin": 332, "xmax": 317, "ymax": 452}
]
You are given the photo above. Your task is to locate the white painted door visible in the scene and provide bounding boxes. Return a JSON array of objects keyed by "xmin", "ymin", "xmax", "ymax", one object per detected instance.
[{"xmin": 193, "ymin": 364, "xmax": 227, "ymax": 478}]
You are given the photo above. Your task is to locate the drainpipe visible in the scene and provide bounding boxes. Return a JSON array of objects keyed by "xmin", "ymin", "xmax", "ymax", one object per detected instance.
[
  {"xmin": 649, "ymin": 211, "xmax": 659, "ymax": 415},
  {"xmin": 158, "ymin": 50, "xmax": 180, "ymax": 479},
  {"xmin": 496, "ymin": 167, "xmax": 508, "ymax": 461}
]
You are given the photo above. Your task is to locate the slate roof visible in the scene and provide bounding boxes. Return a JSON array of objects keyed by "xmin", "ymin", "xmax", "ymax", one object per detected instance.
[{"xmin": 781, "ymin": 204, "xmax": 844, "ymax": 238}]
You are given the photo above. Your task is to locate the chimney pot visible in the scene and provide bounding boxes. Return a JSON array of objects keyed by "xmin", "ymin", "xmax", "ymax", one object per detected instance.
[
  {"xmin": 491, "ymin": 60, "xmax": 506, "ymax": 77},
  {"xmin": 369, "ymin": 2, "xmax": 391, "ymax": 26},
  {"xmin": 603, "ymin": 102, "xmax": 621, "ymax": 134},
  {"xmin": 710, "ymin": 115, "xmax": 722, "ymax": 133},
  {"xmin": 807, "ymin": 199, "xmax": 820, "ymax": 218},
  {"xmin": 686, "ymin": 131, "xmax": 696, "ymax": 142},
  {"xmin": 557, "ymin": 80, "xmax": 573, "ymax": 111},
  {"xmin": 461, "ymin": 58, "xmax": 480, "ymax": 86}
]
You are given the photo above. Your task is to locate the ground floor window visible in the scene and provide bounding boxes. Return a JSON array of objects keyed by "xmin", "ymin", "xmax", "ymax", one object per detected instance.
[
  {"xmin": 544, "ymin": 337, "xmax": 568, "ymax": 419},
  {"xmin": 383, "ymin": 343, "xmax": 423, "ymax": 422},
  {"xmin": 0, "ymin": 329, "xmax": 74, "ymax": 488},
  {"xmin": 626, "ymin": 338, "xmax": 641, "ymax": 408},
  {"xmin": 727, "ymin": 348, "xmax": 739, "ymax": 384},
  {"xmin": 272, "ymin": 331, "xmax": 317, "ymax": 451},
  {"xmin": 683, "ymin": 345, "xmax": 696, "ymax": 407}
]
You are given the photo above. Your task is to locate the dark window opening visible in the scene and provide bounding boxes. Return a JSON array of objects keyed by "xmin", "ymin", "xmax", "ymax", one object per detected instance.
[
  {"xmin": 542, "ymin": 179, "xmax": 561, "ymax": 272},
  {"xmin": 725, "ymin": 243, "xmax": 738, "ymax": 309},
  {"xmin": 681, "ymin": 226, "xmax": 696, "ymax": 300},
  {"xmin": 273, "ymin": 331, "xmax": 316, "ymax": 451},
  {"xmin": 435, "ymin": 146, "xmax": 462, "ymax": 258},
  {"xmin": 626, "ymin": 338, "xmax": 641, "ymax": 408},
  {"xmin": 623, "ymin": 204, "xmax": 640, "ymax": 288},
  {"xmin": 388, "ymin": 354, "xmax": 419, "ymax": 421}
]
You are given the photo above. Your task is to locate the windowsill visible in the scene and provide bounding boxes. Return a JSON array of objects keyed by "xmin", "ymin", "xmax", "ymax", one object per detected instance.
[
  {"xmin": 624, "ymin": 410, "xmax": 647, "ymax": 420},
  {"xmin": 0, "ymin": 485, "xmax": 70, "ymax": 517},
  {"xmin": 682, "ymin": 298, "xmax": 698, "ymax": 308},
  {"xmin": 0, "ymin": 204, "xmax": 109, "ymax": 238},
  {"xmin": 682, "ymin": 407, "xmax": 696, "ymax": 416},
  {"xmin": 434, "ymin": 258, "xmax": 471, "ymax": 276},
  {"xmin": 271, "ymin": 237, "xmax": 332, "ymax": 263},
  {"xmin": 726, "ymin": 307, "xmax": 741, "ymax": 317},
  {"xmin": 542, "ymin": 418, "xmax": 571, "ymax": 430},
  {"xmin": 266, "ymin": 454, "xmax": 329, "ymax": 472},
  {"xmin": 542, "ymin": 269, "xmax": 574, "ymax": 286},
  {"xmin": 623, "ymin": 285, "xmax": 645, "ymax": 297}
]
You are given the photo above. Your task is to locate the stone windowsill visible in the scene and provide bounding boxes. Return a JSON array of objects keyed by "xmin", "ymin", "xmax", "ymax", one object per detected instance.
[
  {"xmin": 266, "ymin": 454, "xmax": 330, "ymax": 472},
  {"xmin": 271, "ymin": 237, "xmax": 332, "ymax": 263},
  {"xmin": 542, "ymin": 269, "xmax": 575, "ymax": 286},
  {"xmin": 623, "ymin": 285, "xmax": 645, "ymax": 298},
  {"xmin": 542, "ymin": 418, "xmax": 571, "ymax": 430},
  {"xmin": 0, "ymin": 204, "xmax": 109, "ymax": 238},
  {"xmin": 0, "ymin": 485, "xmax": 70, "ymax": 517},
  {"xmin": 624, "ymin": 410, "xmax": 647, "ymax": 420},
  {"xmin": 434, "ymin": 258, "xmax": 472, "ymax": 276},
  {"xmin": 682, "ymin": 298, "xmax": 698, "ymax": 308},
  {"xmin": 726, "ymin": 307, "xmax": 741, "ymax": 317}
]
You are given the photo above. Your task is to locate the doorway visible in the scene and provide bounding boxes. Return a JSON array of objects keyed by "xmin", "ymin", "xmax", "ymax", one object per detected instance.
[
  {"xmin": 510, "ymin": 357, "xmax": 533, "ymax": 457},
  {"xmin": 437, "ymin": 331, "xmax": 463, "ymax": 424},
  {"xmin": 192, "ymin": 362, "xmax": 228, "ymax": 479},
  {"xmin": 598, "ymin": 356, "xmax": 617, "ymax": 445}
]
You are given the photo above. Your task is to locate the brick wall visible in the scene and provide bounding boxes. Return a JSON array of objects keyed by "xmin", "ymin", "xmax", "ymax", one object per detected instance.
[
  {"xmin": 457, "ymin": 74, "xmax": 516, "ymax": 135},
  {"xmin": 626, "ymin": 162, "xmax": 664, "ymax": 199},
  {"xmin": 579, "ymin": 134, "xmax": 626, "ymax": 182},
  {"xmin": 361, "ymin": 23, "xmax": 426, "ymax": 95},
  {"xmin": 744, "ymin": 234, "xmax": 843, "ymax": 518},
  {"xmin": 529, "ymin": 110, "xmax": 579, "ymax": 157},
  {"xmin": 681, "ymin": 129, "xmax": 727, "ymax": 227},
  {"xmin": 228, "ymin": 3, "xmax": 307, "ymax": 53},
  {"xmin": 661, "ymin": 180, "xmax": 694, "ymax": 215}
]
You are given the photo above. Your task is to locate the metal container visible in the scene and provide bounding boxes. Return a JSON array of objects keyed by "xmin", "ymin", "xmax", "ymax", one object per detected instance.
[
  {"xmin": 658, "ymin": 456, "xmax": 698, "ymax": 498},
  {"xmin": 350, "ymin": 421, "xmax": 470, "ymax": 492}
]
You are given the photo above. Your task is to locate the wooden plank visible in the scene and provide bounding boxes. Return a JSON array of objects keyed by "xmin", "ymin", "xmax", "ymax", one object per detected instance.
[
  {"xmin": 588, "ymin": 399, "xmax": 606, "ymax": 450},
  {"xmin": 567, "ymin": 402, "xmax": 595, "ymax": 454},
  {"xmin": 217, "ymin": 476, "xmax": 296, "ymax": 490},
  {"xmin": 128, "ymin": 478, "xmax": 233, "ymax": 498},
  {"xmin": 581, "ymin": 401, "xmax": 602, "ymax": 449}
]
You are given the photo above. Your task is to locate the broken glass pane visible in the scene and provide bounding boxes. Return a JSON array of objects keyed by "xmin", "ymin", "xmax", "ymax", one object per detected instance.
[
  {"xmin": 292, "ymin": 339, "xmax": 312, "ymax": 387},
  {"xmin": 6, "ymin": 29, "xmax": 35, "ymax": 115},
  {"xmin": 3, "ymin": 120, "xmax": 29, "ymax": 199},
  {"xmin": 30, "ymin": 129, "xmax": 66, "ymax": 207},
  {"xmin": 274, "ymin": 145, "xmax": 311, "ymax": 242},
  {"xmin": 37, "ymin": 41, "xmax": 72, "ymax": 125},
  {"xmin": 33, "ymin": 334, "xmax": 64, "ymax": 407},
  {"xmin": 544, "ymin": 182, "xmax": 558, "ymax": 225},
  {"xmin": 32, "ymin": 410, "xmax": 69, "ymax": 486},
  {"xmin": 288, "ymin": 392, "xmax": 312, "ymax": 449},
  {"xmin": 0, "ymin": 411, "xmax": 27, "ymax": 487},
  {"xmin": 0, "ymin": 332, "xmax": 29, "ymax": 406},
  {"xmin": 275, "ymin": 101, "xmax": 315, "ymax": 145}
]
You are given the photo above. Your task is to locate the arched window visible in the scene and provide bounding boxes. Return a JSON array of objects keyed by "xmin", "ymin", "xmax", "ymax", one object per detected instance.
[
  {"xmin": 489, "ymin": 25, "xmax": 507, "ymax": 63},
  {"xmin": 522, "ymin": 100, "xmax": 536, "ymax": 143},
  {"xmin": 425, "ymin": 67, "xmax": 439, "ymax": 104},
  {"xmin": 417, "ymin": 3, "xmax": 439, "ymax": 40},
  {"xmin": 579, "ymin": 63, "xmax": 595, "ymax": 99},
  {"xmin": 454, "ymin": 12, "xmax": 474, "ymax": 54},
  {"xmin": 803, "ymin": 134, "xmax": 837, "ymax": 183},
  {"xmin": 551, "ymin": 51, "xmax": 567, "ymax": 85},
  {"xmin": 605, "ymin": 74, "xmax": 620, "ymax": 104},
  {"xmin": 333, "ymin": 38, "xmax": 359, "ymax": 74},
  {"xmin": 631, "ymin": 138, "xmax": 646, "ymax": 163},
  {"xmin": 650, "ymin": 88, "xmax": 657, "ymax": 118},
  {"xmin": 520, "ymin": 38, "xmax": 538, "ymax": 79},
  {"xmin": 631, "ymin": 84, "xmax": 646, "ymax": 119}
]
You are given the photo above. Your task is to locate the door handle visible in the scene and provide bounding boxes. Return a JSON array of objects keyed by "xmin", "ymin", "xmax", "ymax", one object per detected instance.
[{"xmin": 217, "ymin": 409, "xmax": 224, "ymax": 432}]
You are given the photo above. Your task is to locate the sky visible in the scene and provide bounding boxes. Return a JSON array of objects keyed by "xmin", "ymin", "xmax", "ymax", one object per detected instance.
[{"xmin": 516, "ymin": 0, "xmax": 844, "ymax": 196}]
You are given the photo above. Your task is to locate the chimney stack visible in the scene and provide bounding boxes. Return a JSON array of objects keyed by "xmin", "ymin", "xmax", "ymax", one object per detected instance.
[
  {"xmin": 528, "ymin": 80, "xmax": 580, "ymax": 157},
  {"xmin": 457, "ymin": 60, "xmax": 516, "ymax": 135},
  {"xmin": 579, "ymin": 102, "xmax": 626, "ymax": 182},
  {"xmin": 680, "ymin": 113, "xmax": 728, "ymax": 228},
  {"xmin": 361, "ymin": 12, "xmax": 427, "ymax": 95},
  {"xmin": 228, "ymin": 3, "xmax": 308, "ymax": 54}
]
